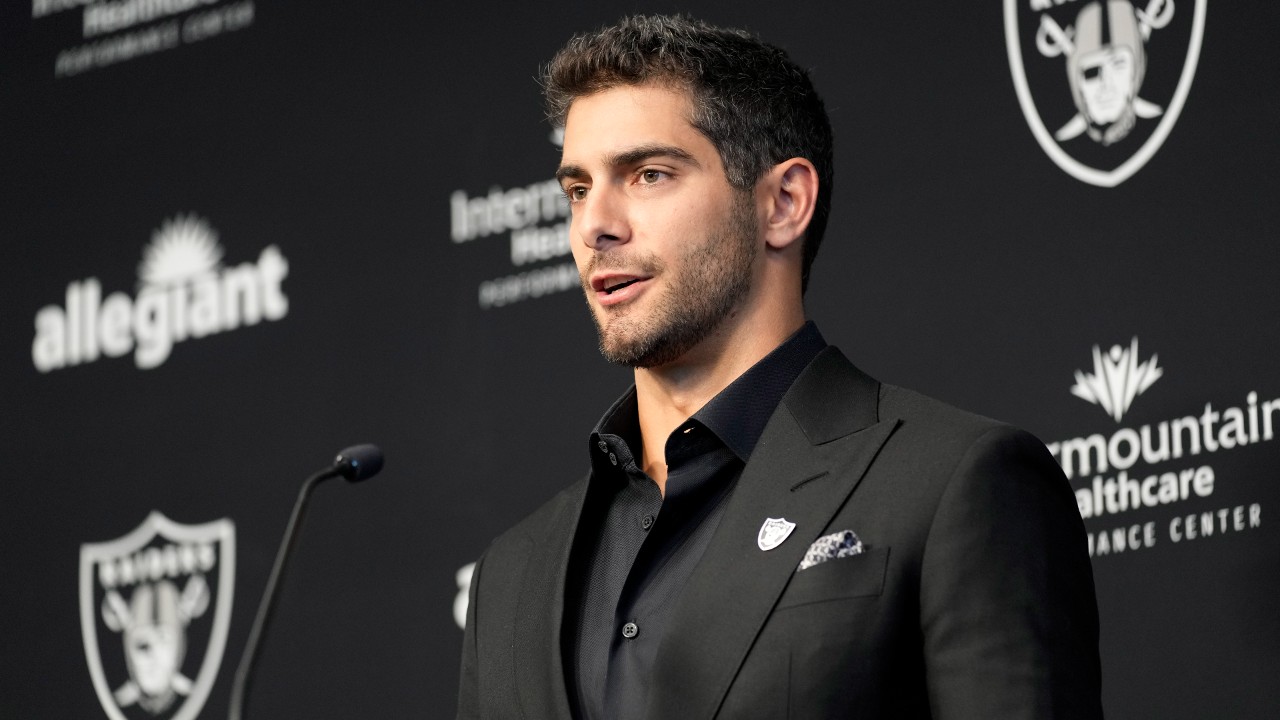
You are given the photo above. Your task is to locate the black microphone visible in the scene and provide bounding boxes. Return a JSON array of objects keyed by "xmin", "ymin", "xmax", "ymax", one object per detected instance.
[
  {"xmin": 228, "ymin": 444, "xmax": 385, "ymax": 720},
  {"xmin": 333, "ymin": 443, "xmax": 383, "ymax": 482}
]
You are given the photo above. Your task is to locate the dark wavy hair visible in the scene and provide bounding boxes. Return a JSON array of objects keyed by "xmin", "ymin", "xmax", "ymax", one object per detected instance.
[{"xmin": 542, "ymin": 14, "xmax": 834, "ymax": 294}]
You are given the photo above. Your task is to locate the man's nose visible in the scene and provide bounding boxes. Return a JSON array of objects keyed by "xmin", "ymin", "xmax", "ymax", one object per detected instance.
[{"xmin": 575, "ymin": 185, "xmax": 630, "ymax": 251}]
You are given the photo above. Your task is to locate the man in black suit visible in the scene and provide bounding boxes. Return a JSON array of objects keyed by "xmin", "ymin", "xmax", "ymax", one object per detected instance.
[{"xmin": 457, "ymin": 14, "xmax": 1102, "ymax": 720}]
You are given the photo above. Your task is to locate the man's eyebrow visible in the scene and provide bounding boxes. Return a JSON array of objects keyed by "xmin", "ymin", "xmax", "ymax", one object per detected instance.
[
  {"xmin": 555, "ymin": 164, "xmax": 586, "ymax": 184},
  {"xmin": 607, "ymin": 144, "xmax": 699, "ymax": 169},
  {"xmin": 555, "ymin": 144, "xmax": 700, "ymax": 184}
]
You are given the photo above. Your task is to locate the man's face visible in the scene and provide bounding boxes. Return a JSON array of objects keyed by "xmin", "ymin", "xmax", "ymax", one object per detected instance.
[
  {"xmin": 1076, "ymin": 45, "xmax": 1135, "ymax": 124},
  {"xmin": 557, "ymin": 83, "xmax": 759, "ymax": 369}
]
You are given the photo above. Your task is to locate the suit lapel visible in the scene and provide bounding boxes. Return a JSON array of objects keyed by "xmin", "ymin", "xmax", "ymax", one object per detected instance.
[
  {"xmin": 648, "ymin": 348, "xmax": 899, "ymax": 719},
  {"xmin": 512, "ymin": 476, "xmax": 591, "ymax": 719}
]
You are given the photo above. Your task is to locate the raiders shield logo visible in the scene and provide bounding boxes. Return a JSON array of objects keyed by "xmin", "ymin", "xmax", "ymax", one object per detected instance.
[
  {"xmin": 1005, "ymin": 0, "xmax": 1206, "ymax": 186},
  {"xmin": 80, "ymin": 511, "xmax": 235, "ymax": 720},
  {"xmin": 757, "ymin": 517, "xmax": 797, "ymax": 551}
]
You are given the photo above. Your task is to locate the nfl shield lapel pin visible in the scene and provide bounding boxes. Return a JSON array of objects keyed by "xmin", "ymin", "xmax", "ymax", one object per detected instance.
[{"xmin": 757, "ymin": 517, "xmax": 797, "ymax": 551}]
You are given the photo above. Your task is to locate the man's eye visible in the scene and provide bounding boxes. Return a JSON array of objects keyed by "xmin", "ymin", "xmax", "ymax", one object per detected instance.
[
  {"xmin": 565, "ymin": 186, "xmax": 588, "ymax": 202},
  {"xmin": 640, "ymin": 170, "xmax": 665, "ymax": 184}
]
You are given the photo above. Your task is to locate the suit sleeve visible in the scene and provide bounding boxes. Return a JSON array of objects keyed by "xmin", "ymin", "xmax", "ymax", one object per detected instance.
[
  {"xmin": 919, "ymin": 426, "xmax": 1103, "ymax": 720},
  {"xmin": 455, "ymin": 552, "xmax": 485, "ymax": 720}
]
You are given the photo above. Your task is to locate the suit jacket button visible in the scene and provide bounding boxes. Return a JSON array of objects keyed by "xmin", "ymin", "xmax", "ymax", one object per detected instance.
[{"xmin": 621, "ymin": 622, "xmax": 638, "ymax": 639}]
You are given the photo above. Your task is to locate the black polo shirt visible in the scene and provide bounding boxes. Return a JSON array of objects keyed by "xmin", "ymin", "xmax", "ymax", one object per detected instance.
[{"xmin": 563, "ymin": 322, "xmax": 827, "ymax": 720}]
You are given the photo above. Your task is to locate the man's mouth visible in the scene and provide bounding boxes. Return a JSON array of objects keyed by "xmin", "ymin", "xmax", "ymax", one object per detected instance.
[
  {"xmin": 603, "ymin": 278, "xmax": 642, "ymax": 294},
  {"xmin": 590, "ymin": 273, "xmax": 652, "ymax": 305},
  {"xmin": 592, "ymin": 273, "xmax": 648, "ymax": 292}
]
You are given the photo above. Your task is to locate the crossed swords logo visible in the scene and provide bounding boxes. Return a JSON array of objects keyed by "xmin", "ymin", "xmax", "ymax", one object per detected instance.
[
  {"xmin": 1034, "ymin": 0, "xmax": 1176, "ymax": 144},
  {"xmin": 100, "ymin": 575, "xmax": 211, "ymax": 715}
]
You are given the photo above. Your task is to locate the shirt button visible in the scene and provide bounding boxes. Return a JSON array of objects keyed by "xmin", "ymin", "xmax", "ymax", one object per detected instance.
[
  {"xmin": 609, "ymin": 453, "xmax": 617, "ymax": 465},
  {"xmin": 641, "ymin": 515, "xmax": 654, "ymax": 530},
  {"xmin": 598, "ymin": 440, "xmax": 608, "ymax": 452},
  {"xmin": 621, "ymin": 622, "xmax": 639, "ymax": 639}
]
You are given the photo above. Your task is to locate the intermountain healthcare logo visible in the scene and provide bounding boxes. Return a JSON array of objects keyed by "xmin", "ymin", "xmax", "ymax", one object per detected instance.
[
  {"xmin": 31, "ymin": 213, "xmax": 289, "ymax": 371},
  {"xmin": 30, "ymin": 0, "xmax": 256, "ymax": 79},
  {"xmin": 81, "ymin": 512, "xmax": 235, "ymax": 720},
  {"xmin": 1070, "ymin": 337, "xmax": 1163, "ymax": 422},
  {"xmin": 1005, "ymin": 0, "xmax": 1206, "ymax": 186},
  {"xmin": 1046, "ymin": 339, "xmax": 1268, "ymax": 557},
  {"xmin": 449, "ymin": 128, "xmax": 579, "ymax": 309}
]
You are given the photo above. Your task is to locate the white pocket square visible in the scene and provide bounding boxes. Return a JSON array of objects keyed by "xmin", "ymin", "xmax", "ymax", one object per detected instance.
[{"xmin": 797, "ymin": 529, "xmax": 865, "ymax": 571}]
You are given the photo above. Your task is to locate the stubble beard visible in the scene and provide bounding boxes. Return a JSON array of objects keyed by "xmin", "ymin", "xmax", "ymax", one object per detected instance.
[{"xmin": 580, "ymin": 192, "xmax": 759, "ymax": 369}]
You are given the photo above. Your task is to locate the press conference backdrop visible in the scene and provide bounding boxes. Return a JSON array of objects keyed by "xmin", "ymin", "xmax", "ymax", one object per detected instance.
[{"xmin": 1, "ymin": 1, "xmax": 1275, "ymax": 718}]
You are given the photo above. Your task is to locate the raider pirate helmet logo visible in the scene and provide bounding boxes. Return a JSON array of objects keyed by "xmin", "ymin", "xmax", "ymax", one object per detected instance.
[
  {"xmin": 80, "ymin": 512, "xmax": 235, "ymax": 720},
  {"xmin": 1005, "ymin": 0, "xmax": 1206, "ymax": 186}
]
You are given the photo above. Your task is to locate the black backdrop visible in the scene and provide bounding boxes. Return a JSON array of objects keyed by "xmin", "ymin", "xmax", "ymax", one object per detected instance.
[{"xmin": 2, "ymin": 1, "xmax": 1276, "ymax": 718}]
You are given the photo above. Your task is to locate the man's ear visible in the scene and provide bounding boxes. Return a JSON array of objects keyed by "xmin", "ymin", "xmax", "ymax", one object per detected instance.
[{"xmin": 760, "ymin": 158, "xmax": 818, "ymax": 251}]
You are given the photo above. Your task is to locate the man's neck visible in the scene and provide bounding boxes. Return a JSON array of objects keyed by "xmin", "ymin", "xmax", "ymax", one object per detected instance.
[{"xmin": 634, "ymin": 311, "xmax": 804, "ymax": 493}]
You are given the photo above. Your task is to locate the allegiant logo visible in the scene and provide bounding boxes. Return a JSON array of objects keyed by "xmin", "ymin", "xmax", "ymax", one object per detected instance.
[{"xmin": 31, "ymin": 214, "xmax": 289, "ymax": 371}]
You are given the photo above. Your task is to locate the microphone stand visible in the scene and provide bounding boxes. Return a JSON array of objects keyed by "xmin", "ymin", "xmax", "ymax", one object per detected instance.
[{"xmin": 227, "ymin": 467, "xmax": 340, "ymax": 720}]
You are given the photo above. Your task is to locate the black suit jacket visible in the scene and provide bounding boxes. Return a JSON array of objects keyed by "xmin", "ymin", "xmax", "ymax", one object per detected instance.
[{"xmin": 457, "ymin": 347, "xmax": 1103, "ymax": 719}]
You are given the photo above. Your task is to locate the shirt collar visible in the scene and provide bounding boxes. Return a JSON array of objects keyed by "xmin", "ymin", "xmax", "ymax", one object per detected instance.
[
  {"xmin": 691, "ymin": 321, "xmax": 826, "ymax": 461},
  {"xmin": 588, "ymin": 321, "xmax": 827, "ymax": 469}
]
